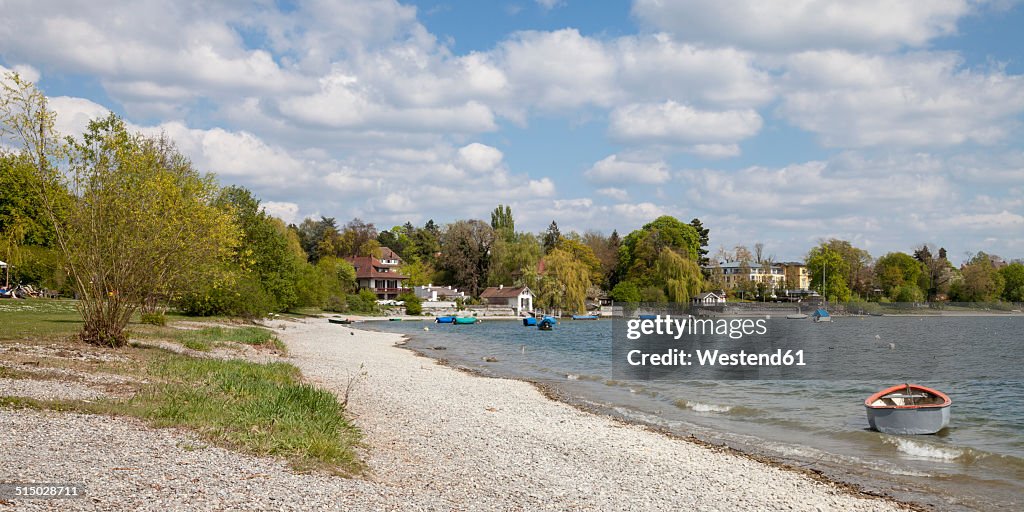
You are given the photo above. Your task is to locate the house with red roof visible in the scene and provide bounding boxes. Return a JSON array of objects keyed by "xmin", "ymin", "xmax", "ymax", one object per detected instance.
[{"xmin": 346, "ymin": 247, "xmax": 410, "ymax": 300}]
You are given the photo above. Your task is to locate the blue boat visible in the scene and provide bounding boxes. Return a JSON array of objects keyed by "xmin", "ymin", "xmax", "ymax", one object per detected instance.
[
  {"xmin": 571, "ymin": 315, "xmax": 599, "ymax": 320},
  {"xmin": 538, "ymin": 317, "xmax": 555, "ymax": 331},
  {"xmin": 812, "ymin": 308, "xmax": 831, "ymax": 323},
  {"xmin": 542, "ymin": 316, "xmax": 558, "ymax": 325},
  {"xmin": 638, "ymin": 314, "xmax": 657, "ymax": 320},
  {"xmin": 522, "ymin": 317, "xmax": 537, "ymax": 326},
  {"xmin": 435, "ymin": 316, "xmax": 455, "ymax": 324}
]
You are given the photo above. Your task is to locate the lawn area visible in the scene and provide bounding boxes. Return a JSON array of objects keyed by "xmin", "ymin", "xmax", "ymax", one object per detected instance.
[
  {"xmin": 0, "ymin": 299, "xmax": 82, "ymax": 340},
  {"xmin": 1, "ymin": 302, "xmax": 362, "ymax": 475}
]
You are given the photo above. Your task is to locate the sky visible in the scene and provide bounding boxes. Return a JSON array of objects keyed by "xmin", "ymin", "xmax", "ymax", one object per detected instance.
[{"xmin": 1, "ymin": 0, "xmax": 1023, "ymax": 263}]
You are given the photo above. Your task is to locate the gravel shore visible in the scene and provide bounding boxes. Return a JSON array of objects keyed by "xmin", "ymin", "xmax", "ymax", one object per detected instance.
[{"xmin": 0, "ymin": 318, "xmax": 907, "ymax": 510}]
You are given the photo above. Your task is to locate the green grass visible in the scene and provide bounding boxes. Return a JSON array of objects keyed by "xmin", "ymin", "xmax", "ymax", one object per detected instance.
[
  {"xmin": 1, "ymin": 352, "xmax": 362, "ymax": 475},
  {"xmin": 0, "ymin": 299, "xmax": 83, "ymax": 340},
  {"xmin": 173, "ymin": 326, "xmax": 286, "ymax": 353}
]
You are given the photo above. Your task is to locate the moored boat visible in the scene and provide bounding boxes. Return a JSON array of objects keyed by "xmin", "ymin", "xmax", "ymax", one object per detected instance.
[
  {"xmin": 812, "ymin": 308, "xmax": 831, "ymax": 322},
  {"xmin": 571, "ymin": 314, "xmax": 599, "ymax": 320},
  {"xmin": 638, "ymin": 314, "xmax": 657, "ymax": 320},
  {"xmin": 786, "ymin": 313, "xmax": 808, "ymax": 319},
  {"xmin": 435, "ymin": 316, "xmax": 455, "ymax": 324},
  {"xmin": 865, "ymin": 383, "xmax": 951, "ymax": 435},
  {"xmin": 454, "ymin": 317, "xmax": 478, "ymax": 325},
  {"xmin": 538, "ymin": 317, "xmax": 555, "ymax": 330},
  {"xmin": 523, "ymin": 317, "xmax": 537, "ymax": 326},
  {"xmin": 328, "ymin": 318, "xmax": 353, "ymax": 325}
]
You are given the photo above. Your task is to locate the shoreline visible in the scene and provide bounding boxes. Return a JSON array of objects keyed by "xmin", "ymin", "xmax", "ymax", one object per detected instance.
[
  {"xmin": 397, "ymin": 339, "xmax": 921, "ymax": 509},
  {"xmin": 299, "ymin": 318, "xmax": 911, "ymax": 511}
]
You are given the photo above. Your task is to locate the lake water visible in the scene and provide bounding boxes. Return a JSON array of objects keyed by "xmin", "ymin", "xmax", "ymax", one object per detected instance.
[{"xmin": 363, "ymin": 316, "xmax": 1024, "ymax": 511}]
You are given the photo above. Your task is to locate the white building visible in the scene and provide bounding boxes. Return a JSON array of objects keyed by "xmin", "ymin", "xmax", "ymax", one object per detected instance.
[
  {"xmin": 479, "ymin": 285, "xmax": 534, "ymax": 316},
  {"xmin": 414, "ymin": 284, "xmax": 467, "ymax": 301},
  {"xmin": 692, "ymin": 291, "xmax": 726, "ymax": 306},
  {"xmin": 707, "ymin": 261, "xmax": 786, "ymax": 291}
]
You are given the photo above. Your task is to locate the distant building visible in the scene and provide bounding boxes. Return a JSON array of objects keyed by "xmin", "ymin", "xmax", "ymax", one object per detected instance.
[
  {"xmin": 779, "ymin": 262, "xmax": 811, "ymax": 290},
  {"xmin": 692, "ymin": 291, "xmax": 726, "ymax": 306},
  {"xmin": 479, "ymin": 285, "xmax": 534, "ymax": 316},
  {"xmin": 414, "ymin": 284, "xmax": 467, "ymax": 301},
  {"xmin": 706, "ymin": 261, "xmax": 786, "ymax": 291},
  {"xmin": 346, "ymin": 250, "xmax": 409, "ymax": 300}
]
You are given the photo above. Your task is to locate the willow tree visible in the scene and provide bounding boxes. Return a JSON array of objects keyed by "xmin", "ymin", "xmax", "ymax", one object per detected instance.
[
  {"xmin": 63, "ymin": 114, "xmax": 238, "ymax": 346},
  {"xmin": 538, "ymin": 247, "xmax": 592, "ymax": 313},
  {"xmin": 656, "ymin": 249, "xmax": 704, "ymax": 303}
]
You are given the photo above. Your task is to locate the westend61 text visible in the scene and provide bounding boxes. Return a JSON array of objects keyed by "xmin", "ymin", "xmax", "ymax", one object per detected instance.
[{"xmin": 627, "ymin": 349, "xmax": 806, "ymax": 367}]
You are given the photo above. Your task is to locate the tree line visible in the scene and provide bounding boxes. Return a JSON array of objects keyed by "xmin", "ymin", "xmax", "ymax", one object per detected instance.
[{"xmin": 3, "ymin": 73, "xmax": 1021, "ymax": 346}]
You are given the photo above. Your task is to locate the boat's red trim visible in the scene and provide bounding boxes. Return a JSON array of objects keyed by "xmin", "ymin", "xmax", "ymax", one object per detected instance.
[{"xmin": 864, "ymin": 383, "xmax": 952, "ymax": 409}]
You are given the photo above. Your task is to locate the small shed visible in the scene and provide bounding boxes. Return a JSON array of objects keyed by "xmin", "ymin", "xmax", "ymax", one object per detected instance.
[
  {"xmin": 692, "ymin": 291, "xmax": 726, "ymax": 306},
  {"xmin": 479, "ymin": 285, "xmax": 533, "ymax": 316}
]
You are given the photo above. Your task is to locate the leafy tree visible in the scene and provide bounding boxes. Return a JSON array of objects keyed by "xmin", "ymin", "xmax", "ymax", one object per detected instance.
[
  {"xmin": 537, "ymin": 247, "xmax": 592, "ymax": 313},
  {"xmin": 806, "ymin": 244, "xmax": 852, "ymax": 302},
  {"xmin": 438, "ymin": 219, "xmax": 494, "ymax": 296},
  {"xmin": 581, "ymin": 230, "xmax": 619, "ymax": 289},
  {"xmin": 555, "ymin": 237, "xmax": 603, "ymax": 284},
  {"xmin": 294, "ymin": 216, "xmax": 339, "ymax": 263},
  {"xmin": 822, "ymin": 239, "xmax": 873, "ymax": 297},
  {"xmin": 999, "ymin": 263, "xmax": 1024, "ymax": 302},
  {"xmin": 656, "ymin": 249, "xmax": 703, "ymax": 303},
  {"xmin": 490, "ymin": 204, "xmax": 515, "ymax": 240},
  {"xmin": 543, "ymin": 220, "xmax": 561, "ymax": 253},
  {"xmin": 339, "ymin": 218, "xmax": 378, "ymax": 256},
  {"xmin": 874, "ymin": 252, "xmax": 925, "ymax": 301},
  {"xmin": 487, "ymin": 233, "xmax": 542, "ymax": 287},
  {"xmin": 399, "ymin": 292, "xmax": 422, "ymax": 315},
  {"xmin": 609, "ymin": 280, "xmax": 641, "ymax": 303},
  {"xmin": 617, "ymin": 216, "xmax": 701, "ymax": 284},
  {"xmin": 61, "ymin": 114, "xmax": 238, "ymax": 345},
  {"xmin": 689, "ymin": 218, "xmax": 711, "ymax": 274},
  {"xmin": 951, "ymin": 252, "xmax": 1005, "ymax": 302}
]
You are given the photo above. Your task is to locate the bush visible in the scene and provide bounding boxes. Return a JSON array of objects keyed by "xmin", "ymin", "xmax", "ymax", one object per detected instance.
[
  {"xmin": 399, "ymin": 293, "xmax": 422, "ymax": 315},
  {"xmin": 175, "ymin": 273, "xmax": 276, "ymax": 318},
  {"xmin": 346, "ymin": 289, "xmax": 380, "ymax": 314},
  {"xmin": 140, "ymin": 312, "xmax": 166, "ymax": 326}
]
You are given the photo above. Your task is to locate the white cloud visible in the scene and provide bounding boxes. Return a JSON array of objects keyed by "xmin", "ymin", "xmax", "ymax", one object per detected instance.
[
  {"xmin": 609, "ymin": 101, "xmax": 763, "ymax": 147},
  {"xmin": 585, "ymin": 155, "xmax": 670, "ymax": 185},
  {"xmin": 138, "ymin": 122, "xmax": 309, "ymax": 187},
  {"xmin": 632, "ymin": 0, "xmax": 975, "ymax": 51},
  {"xmin": 597, "ymin": 187, "xmax": 630, "ymax": 201},
  {"xmin": 263, "ymin": 201, "xmax": 301, "ymax": 224},
  {"xmin": 457, "ymin": 143, "xmax": 504, "ymax": 171},
  {"xmin": 778, "ymin": 51, "xmax": 1024, "ymax": 148},
  {"xmin": 496, "ymin": 29, "xmax": 618, "ymax": 109},
  {"xmin": 47, "ymin": 96, "xmax": 110, "ymax": 139},
  {"xmin": 528, "ymin": 178, "xmax": 556, "ymax": 196},
  {"xmin": 611, "ymin": 202, "xmax": 665, "ymax": 220},
  {"xmin": 535, "ymin": 0, "xmax": 565, "ymax": 10}
]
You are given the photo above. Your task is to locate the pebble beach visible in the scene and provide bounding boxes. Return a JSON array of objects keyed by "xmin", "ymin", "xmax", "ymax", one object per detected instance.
[{"xmin": 0, "ymin": 318, "xmax": 907, "ymax": 511}]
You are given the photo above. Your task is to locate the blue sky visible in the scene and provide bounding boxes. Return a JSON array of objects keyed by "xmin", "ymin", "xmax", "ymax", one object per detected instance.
[{"xmin": 1, "ymin": 0, "xmax": 1023, "ymax": 263}]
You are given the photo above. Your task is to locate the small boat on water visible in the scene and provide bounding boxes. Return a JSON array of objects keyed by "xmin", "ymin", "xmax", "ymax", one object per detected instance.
[
  {"xmin": 538, "ymin": 317, "xmax": 555, "ymax": 331},
  {"xmin": 865, "ymin": 383, "xmax": 951, "ymax": 435},
  {"xmin": 787, "ymin": 313, "xmax": 808, "ymax": 319},
  {"xmin": 454, "ymin": 317, "xmax": 478, "ymax": 325},
  {"xmin": 638, "ymin": 314, "xmax": 657, "ymax": 320},
  {"xmin": 435, "ymin": 316, "xmax": 455, "ymax": 324},
  {"xmin": 523, "ymin": 317, "xmax": 537, "ymax": 326},
  {"xmin": 812, "ymin": 308, "xmax": 831, "ymax": 322},
  {"xmin": 388, "ymin": 318, "xmax": 403, "ymax": 321},
  {"xmin": 571, "ymin": 314, "xmax": 599, "ymax": 320},
  {"xmin": 328, "ymin": 318, "xmax": 353, "ymax": 325}
]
